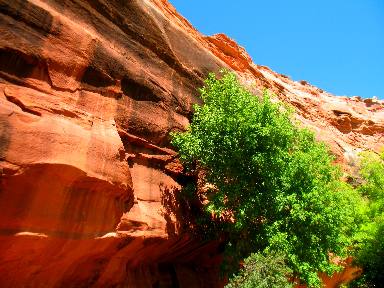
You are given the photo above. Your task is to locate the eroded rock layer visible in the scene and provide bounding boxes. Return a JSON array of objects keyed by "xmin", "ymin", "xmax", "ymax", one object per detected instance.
[{"xmin": 0, "ymin": 0, "xmax": 382, "ymax": 287}]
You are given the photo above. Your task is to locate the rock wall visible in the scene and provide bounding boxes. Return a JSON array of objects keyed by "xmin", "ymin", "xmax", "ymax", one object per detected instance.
[{"xmin": 0, "ymin": 0, "xmax": 382, "ymax": 287}]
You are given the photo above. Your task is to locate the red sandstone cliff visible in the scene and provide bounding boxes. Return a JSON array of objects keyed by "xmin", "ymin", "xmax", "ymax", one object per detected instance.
[{"xmin": 0, "ymin": 0, "xmax": 382, "ymax": 287}]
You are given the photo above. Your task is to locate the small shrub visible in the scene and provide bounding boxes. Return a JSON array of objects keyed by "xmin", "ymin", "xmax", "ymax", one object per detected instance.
[{"xmin": 225, "ymin": 251, "xmax": 293, "ymax": 288}]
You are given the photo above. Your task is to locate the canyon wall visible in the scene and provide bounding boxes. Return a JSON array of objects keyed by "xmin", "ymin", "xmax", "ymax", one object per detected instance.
[{"xmin": 0, "ymin": 0, "xmax": 382, "ymax": 287}]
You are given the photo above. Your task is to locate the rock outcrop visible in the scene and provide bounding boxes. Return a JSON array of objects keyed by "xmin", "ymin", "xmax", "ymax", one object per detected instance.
[{"xmin": 0, "ymin": 0, "xmax": 382, "ymax": 287}]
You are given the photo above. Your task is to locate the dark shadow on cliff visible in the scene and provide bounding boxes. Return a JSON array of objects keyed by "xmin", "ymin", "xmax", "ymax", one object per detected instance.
[
  {"xmin": 160, "ymin": 182, "xmax": 198, "ymax": 237},
  {"xmin": 160, "ymin": 180, "xmax": 226, "ymax": 244}
]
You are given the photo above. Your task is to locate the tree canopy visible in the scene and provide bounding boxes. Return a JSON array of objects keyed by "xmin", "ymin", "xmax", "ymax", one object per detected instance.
[
  {"xmin": 171, "ymin": 72, "xmax": 363, "ymax": 287},
  {"xmin": 351, "ymin": 150, "xmax": 384, "ymax": 287}
]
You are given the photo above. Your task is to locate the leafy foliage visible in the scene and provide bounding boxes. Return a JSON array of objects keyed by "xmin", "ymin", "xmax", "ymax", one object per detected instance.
[
  {"xmin": 351, "ymin": 150, "xmax": 384, "ymax": 287},
  {"xmin": 359, "ymin": 151, "xmax": 384, "ymax": 201},
  {"xmin": 225, "ymin": 251, "xmax": 293, "ymax": 288},
  {"xmin": 171, "ymin": 72, "xmax": 363, "ymax": 287}
]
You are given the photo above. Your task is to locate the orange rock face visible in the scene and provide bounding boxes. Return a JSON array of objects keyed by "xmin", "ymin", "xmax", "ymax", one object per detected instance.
[{"xmin": 0, "ymin": 0, "xmax": 382, "ymax": 287}]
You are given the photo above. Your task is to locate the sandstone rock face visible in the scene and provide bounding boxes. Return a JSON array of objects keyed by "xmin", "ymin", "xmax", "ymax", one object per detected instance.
[{"xmin": 0, "ymin": 0, "xmax": 382, "ymax": 287}]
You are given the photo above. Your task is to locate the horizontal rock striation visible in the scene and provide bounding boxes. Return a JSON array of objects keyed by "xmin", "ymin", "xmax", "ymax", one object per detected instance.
[{"xmin": 0, "ymin": 0, "xmax": 382, "ymax": 287}]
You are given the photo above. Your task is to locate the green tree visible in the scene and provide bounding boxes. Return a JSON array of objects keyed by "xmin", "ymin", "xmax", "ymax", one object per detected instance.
[
  {"xmin": 171, "ymin": 72, "xmax": 363, "ymax": 287},
  {"xmin": 225, "ymin": 251, "xmax": 293, "ymax": 288},
  {"xmin": 352, "ymin": 150, "xmax": 384, "ymax": 287}
]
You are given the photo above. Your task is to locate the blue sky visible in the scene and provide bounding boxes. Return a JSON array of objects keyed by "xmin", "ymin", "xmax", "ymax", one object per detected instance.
[{"xmin": 169, "ymin": 0, "xmax": 384, "ymax": 99}]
